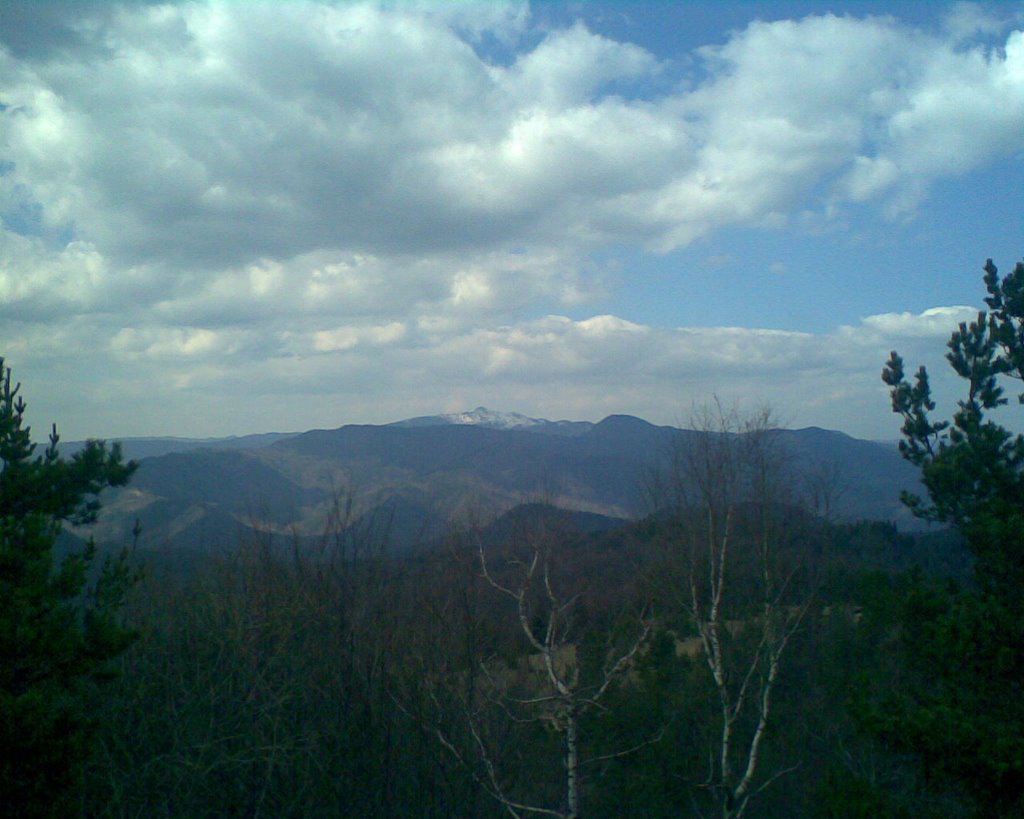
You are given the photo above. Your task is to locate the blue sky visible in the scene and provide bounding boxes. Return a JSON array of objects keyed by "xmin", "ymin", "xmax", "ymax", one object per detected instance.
[{"xmin": 1, "ymin": 0, "xmax": 1022, "ymax": 440}]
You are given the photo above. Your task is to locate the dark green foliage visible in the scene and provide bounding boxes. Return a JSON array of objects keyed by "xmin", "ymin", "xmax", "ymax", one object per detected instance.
[
  {"xmin": 583, "ymin": 629, "xmax": 707, "ymax": 818},
  {"xmin": 86, "ymin": 529, "xmax": 481, "ymax": 818},
  {"xmin": 849, "ymin": 575, "xmax": 1024, "ymax": 817},
  {"xmin": 879, "ymin": 258, "xmax": 1024, "ymax": 816},
  {"xmin": 814, "ymin": 767, "xmax": 913, "ymax": 819},
  {"xmin": 0, "ymin": 358, "xmax": 137, "ymax": 816},
  {"xmin": 822, "ymin": 522, "xmax": 971, "ymax": 590},
  {"xmin": 883, "ymin": 258, "xmax": 1024, "ymax": 596}
]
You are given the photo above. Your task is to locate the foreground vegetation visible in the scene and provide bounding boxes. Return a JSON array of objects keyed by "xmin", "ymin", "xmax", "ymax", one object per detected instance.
[
  {"xmin": 4, "ymin": 258, "xmax": 1022, "ymax": 817},
  {"xmin": 75, "ymin": 511, "xmax": 970, "ymax": 818}
]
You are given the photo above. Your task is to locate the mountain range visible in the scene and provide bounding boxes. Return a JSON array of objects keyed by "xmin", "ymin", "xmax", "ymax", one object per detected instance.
[{"xmin": 69, "ymin": 409, "xmax": 926, "ymax": 556}]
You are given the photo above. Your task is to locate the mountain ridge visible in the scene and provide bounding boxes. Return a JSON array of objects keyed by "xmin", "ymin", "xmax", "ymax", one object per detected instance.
[
  {"xmin": 71, "ymin": 411, "xmax": 924, "ymax": 555},
  {"xmin": 389, "ymin": 406, "xmax": 592, "ymax": 436}
]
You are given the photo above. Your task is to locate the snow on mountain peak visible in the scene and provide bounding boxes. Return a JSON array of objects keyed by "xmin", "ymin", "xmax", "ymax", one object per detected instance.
[
  {"xmin": 389, "ymin": 408, "xmax": 594, "ymax": 436},
  {"xmin": 390, "ymin": 407, "xmax": 561, "ymax": 431},
  {"xmin": 436, "ymin": 407, "xmax": 547, "ymax": 429}
]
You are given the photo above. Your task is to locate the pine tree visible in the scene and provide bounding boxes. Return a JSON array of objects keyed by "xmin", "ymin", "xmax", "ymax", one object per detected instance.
[
  {"xmin": 880, "ymin": 258, "xmax": 1024, "ymax": 816},
  {"xmin": 0, "ymin": 357, "xmax": 137, "ymax": 816}
]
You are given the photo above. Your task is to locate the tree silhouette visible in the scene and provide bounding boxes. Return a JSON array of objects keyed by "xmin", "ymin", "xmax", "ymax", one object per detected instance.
[
  {"xmin": 0, "ymin": 357, "xmax": 137, "ymax": 816},
  {"xmin": 880, "ymin": 258, "xmax": 1024, "ymax": 815}
]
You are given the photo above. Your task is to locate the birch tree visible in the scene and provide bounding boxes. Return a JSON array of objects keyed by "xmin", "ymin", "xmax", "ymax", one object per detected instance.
[
  {"xmin": 425, "ymin": 507, "xmax": 653, "ymax": 819},
  {"xmin": 666, "ymin": 403, "xmax": 813, "ymax": 819}
]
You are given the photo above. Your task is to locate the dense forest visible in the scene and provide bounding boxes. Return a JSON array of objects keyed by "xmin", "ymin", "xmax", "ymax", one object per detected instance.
[
  {"xmin": 80, "ymin": 498, "xmax": 972, "ymax": 819},
  {"xmin": 3, "ymin": 260, "xmax": 1024, "ymax": 818}
]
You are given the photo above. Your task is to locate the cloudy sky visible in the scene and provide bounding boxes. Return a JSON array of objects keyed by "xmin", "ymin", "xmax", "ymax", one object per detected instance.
[{"xmin": 2, "ymin": 0, "xmax": 1022, "ymax": 441}]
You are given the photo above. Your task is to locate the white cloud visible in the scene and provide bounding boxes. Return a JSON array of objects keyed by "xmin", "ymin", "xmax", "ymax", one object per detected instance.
[
  {"xmin": 110, "ymin": 326, "xmax": 226, "ymax": 359},
  {"xmin": 395, "ymin": 0, "xmax": 530, "ymax": 45},
  {"xmin": 312, "ymin": 321, "xmax": 406, "ymax": 352},
  {"xmin": 1, "ymin": 3, "xmax": 1021, "ymax": 440},
  {"xmin": 4, "ymin": 4, "xmax": 1018, "ymax": 281},
  {"xmin": 507, "ymin": 20, "xmax": 659, "ymax": 108},
  {"xmin": 0, "ymin": 290, "xmax": 986, "ymax": 440},
  {"xmin": 838, "ymin": 28, "xmax": 1024, "ymax": 211},
  {"xmin": 857, "ymin": 306, "xmax": 979, "ymax": 338},
  {"xmin": 943, "ymin": 2, "xmax": 1020, "ymax": 42}
]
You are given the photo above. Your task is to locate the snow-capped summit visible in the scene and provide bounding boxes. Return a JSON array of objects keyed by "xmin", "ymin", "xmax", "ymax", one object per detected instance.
[
  {"xmin": 441, "ymin": 407, "xmax": 547, "ymax": 429},
  {"xmin": 390, "ymin": 407, "xmax": 591, "ymax": 436}
]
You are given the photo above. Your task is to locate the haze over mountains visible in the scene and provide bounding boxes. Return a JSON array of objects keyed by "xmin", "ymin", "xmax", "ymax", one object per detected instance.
[{"xmin": 69, "ymin": 409, "xmax": 924, "ymax": 555}]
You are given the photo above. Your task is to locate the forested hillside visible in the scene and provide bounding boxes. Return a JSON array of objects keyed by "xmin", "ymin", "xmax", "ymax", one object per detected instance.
[
  {"xmin": 67, "ymin": 408, "xmax": 977, "ymax": 817},
  {"xmin": 77, "ymin": 497, "xmax": 968, "ymax": 818}
]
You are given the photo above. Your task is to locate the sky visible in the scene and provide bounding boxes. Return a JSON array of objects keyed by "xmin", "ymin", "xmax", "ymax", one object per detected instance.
[{"xmin": 1, "ymin": 0, "xmax": 1022, "ymax": 441}]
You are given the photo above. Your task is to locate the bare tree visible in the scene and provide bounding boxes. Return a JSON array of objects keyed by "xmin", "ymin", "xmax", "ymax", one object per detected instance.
[
  {"xmin": 665, "ymin": 401, "xmax": 814, "ymax": 819},
  {"xmin": 421, "ymin": 507, "xmax": 653, "ymax": 819},
  {"xmin": 802, "ymin": 455, "xmax": 846, "ymax": 523}
]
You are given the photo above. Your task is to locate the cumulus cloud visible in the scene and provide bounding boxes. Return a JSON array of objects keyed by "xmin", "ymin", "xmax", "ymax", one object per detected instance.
[
  {"xmin": 4, "ymin": 5, "xmax": 1020, "ymax": 273},
  {"xmin": 1, "ymin": 2, "xmax": 1020, "ymax": 439},
  {"xmin": 943, "ymin": 1, "xmax": 1021, "ymax": 42},
  {"xmin": 856, "ymin": 306, "xmax": 980, "ymax": 338}
]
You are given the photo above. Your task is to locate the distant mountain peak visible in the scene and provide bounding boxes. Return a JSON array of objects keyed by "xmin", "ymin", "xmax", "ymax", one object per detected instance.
[
  {"xmin": 392, "ymin": 407, "xmax": 548, "ymax": 429},
  {"xmin": 445, "ymin": 407, "xmax": 548, "ymax": 429},
  {"xmin": 390, "ymin": 407, "xmax": 592, "ymax": 436}
]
